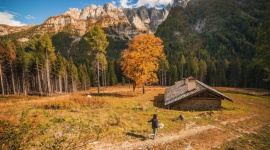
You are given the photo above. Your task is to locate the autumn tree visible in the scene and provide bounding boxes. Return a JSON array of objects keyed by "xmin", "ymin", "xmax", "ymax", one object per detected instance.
[
  {"xmin": 5, "ymin": 42, "xmax": 17, "ymax": 94},
  {"xmin": 119, "ymin": 34, "xmax": 164, "ymax": 93},
  {"xmin": 84, "ymin": 26, "xmax": 109, "ymax": 93}
]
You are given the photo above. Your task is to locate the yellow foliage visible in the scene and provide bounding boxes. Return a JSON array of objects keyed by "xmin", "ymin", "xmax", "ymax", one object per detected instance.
[{"xmin": 120, "ymin": 34, "xmax": 164, "ymax": 87}]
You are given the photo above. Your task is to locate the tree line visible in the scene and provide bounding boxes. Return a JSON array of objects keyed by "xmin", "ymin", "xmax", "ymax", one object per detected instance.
[{"xmin": 0, "ymin": 27, "xmax": 119, "ymax": 96}]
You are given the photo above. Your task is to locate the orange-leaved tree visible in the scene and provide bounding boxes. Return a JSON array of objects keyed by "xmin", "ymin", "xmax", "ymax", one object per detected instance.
[{"xmin": 119, "ymin": 34, "xmax": 165, "ymax": 93}]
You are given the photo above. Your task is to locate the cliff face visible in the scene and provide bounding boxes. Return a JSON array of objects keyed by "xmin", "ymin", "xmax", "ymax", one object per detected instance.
[
  {"xmin": 0, "ymin": 24, "xmax": 35, "ymax": 36},
  {"xmin": 123, "ymin": 6, "xmax": 170, "ymax": 33},
  {"xmin": 0, "ymin": 2, "xmax": 190, "ymax": 39}
]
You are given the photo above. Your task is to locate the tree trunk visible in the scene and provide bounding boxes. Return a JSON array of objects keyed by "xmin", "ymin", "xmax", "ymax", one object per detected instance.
[
  {"xmin": 36, "ymin": 62, "xmax": 43, "ymax": 96},
  {"xmin": 72, "ymin": 76, "xmax": 74, "ymax": 93},
  {"xmin": 10, "ymin": 63, "xmax": 16, "ymax": 94},
  {"xmin": 65, "ymin": 72, "xmax": 68, "ymax": 93},
  {"xmin": 104, "ymin": 68, "xmax": 107, "ymax": 91},
  {"xmin": 59, "ymin": 76, "xmax": 62, "ymax": 93},
  {"xmin": 165, "ymin": 67, "xmax": 167, "ymax": 86},
  {"xmin": 181, "ymin": 64, "xmax": 184, "ymax": 79},
  {"xmin": 0, "ymin": 64, "xmax": 4, "ymax": 95},
  {"xmin": 22, "ymin": 69, "xmax": 27, "ymax": 96},
  {"xmin": 97, "ymin": 59, "xmax": 100, "ymax": 94},
  {"xmin": 132, "ymin": 82, "xmax": 136, "ymax": 92},
  {"xmin": 46, "ymin": 57, "xmax": 51, "ymax": 96},
  {"xmin": 5, "ymin": 77, "xmax": 9, "ymax": 95},
  {"xmin": 142, "ymin": 83, "xmax": 145, "ymax": 94}
]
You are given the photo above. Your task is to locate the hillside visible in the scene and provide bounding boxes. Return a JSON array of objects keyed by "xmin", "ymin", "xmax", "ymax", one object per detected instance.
[{"xmin": 155, "ymin": 0, "xmax": 270, "ymax": 88}]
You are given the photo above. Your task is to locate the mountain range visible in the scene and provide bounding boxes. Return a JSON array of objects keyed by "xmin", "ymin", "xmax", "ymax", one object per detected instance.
[{"xmin": 0, "ymin": 1, "xmax": 186, "ymax": 40}]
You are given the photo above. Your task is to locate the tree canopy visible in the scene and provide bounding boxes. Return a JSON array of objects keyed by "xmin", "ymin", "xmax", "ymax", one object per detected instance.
[{"xmin": 119, "ymin": 34, "xmax": 165, "ymax": 93}]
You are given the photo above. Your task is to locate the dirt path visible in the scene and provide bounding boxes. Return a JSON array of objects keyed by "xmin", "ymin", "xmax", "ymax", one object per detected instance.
[
  {"xmin": 91, "ymin": 114, "xmax": 261, "ymax": 150},
  {"xmin": 92, "ymin": 124, "xmax": 218, "ymax": 150}
]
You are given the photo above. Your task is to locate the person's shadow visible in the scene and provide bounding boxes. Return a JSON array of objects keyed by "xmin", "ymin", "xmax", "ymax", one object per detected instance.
[{"xmin": 126, "ymin": 132, "xmax": 147, "ymax": 141}]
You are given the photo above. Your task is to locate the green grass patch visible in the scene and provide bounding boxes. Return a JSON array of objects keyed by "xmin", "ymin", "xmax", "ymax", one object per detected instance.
[{"xmin": 216, "ymin": 125, "xmax": 270, "ymax": 150}]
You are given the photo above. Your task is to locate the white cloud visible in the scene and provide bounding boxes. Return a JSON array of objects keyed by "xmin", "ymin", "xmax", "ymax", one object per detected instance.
[
  {"xmin": 111, "ymin": 1, "xmax": 116, "ymax": 5},
  {"xmin": 0, "ymin": 11, "xmax": 26, "ymax": 26},
  {"xmin": 25, "ymin": 15, "xmax": 35, "ymax": 20},
  {"xmin": 136, "ymin": 0, "xmax": 172, "ymax": 7},
  {"xmin": 119, "ymin": 0, "xmax": 134, "ymax": 8}
]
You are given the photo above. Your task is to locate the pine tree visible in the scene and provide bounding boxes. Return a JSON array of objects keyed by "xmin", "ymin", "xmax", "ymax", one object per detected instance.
[
  {"xmin": 84, "ymin": 26, "xmax": 109, "ymax": 93},
  {"xmin": 68, "ymin": 57, "xmax": 79, "ymax": 93},
  {"xmin": 17, "ymin": 46, "xmax": 32, "ymax": 95},
  {"xmin": 5, "ymin": 42, "xmax": 17, "ymax": 94},
  {"xmin": 159, "ymin": 55, "xmax": 169, "ymax": 86},
  {"xmin": 107, "ymin": 59, "xmax": 118, "ymax": 86},
  {"xmin": 255, "ymin": 20, "xmax": 270, "ymax": 81},
  {"xmin": 198, "ymin": 59, "xmax": 207, "ymax": 82},
  {"xmin": 179, "ymin": 54, "xmax": 186, "ymax": 79},
  {"xmin": 38, "ymin": 33, "xmax": 56, "ymax": 95},
  {"xmin": 28, "ymin": 36, "xmax": 44, "ymax": 95}
]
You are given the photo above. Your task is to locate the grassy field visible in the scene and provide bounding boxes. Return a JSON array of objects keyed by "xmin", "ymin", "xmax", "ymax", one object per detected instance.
[{"xmin": 0, "ymin": 85, "xmax": 270, "ymax": 150}]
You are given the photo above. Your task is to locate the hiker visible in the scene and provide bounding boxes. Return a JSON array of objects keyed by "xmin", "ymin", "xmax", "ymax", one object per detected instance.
[{"xmin": 148, "ymin": 114, "xmax": 159, "ymax": 139}]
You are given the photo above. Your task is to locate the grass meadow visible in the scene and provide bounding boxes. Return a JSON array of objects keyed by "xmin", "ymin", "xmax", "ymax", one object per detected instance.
[{"xmin": 0, "ymin": 85, "xmax": 269, "ymax": 149}]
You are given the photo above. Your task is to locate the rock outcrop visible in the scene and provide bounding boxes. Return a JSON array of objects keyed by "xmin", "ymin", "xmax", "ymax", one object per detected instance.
[{"xmin": 0, "ymin": 24, "xmax": 35, "ymax": 36}]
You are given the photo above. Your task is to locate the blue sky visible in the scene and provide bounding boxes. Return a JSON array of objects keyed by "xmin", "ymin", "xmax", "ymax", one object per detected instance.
[{"xmin": 0, "ymin": 0, "xmax": 172, "ymax": 26}]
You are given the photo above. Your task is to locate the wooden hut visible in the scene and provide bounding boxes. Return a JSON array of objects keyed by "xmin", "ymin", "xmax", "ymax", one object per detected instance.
[{"xmin": 164, "ymin": 77, "xmax": 232, "ymax": 111}]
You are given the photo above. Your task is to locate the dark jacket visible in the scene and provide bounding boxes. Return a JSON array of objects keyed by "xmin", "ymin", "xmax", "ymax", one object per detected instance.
[{"xmin": 148, "ymin": 118, "xmax": 158, "ymax": 129}]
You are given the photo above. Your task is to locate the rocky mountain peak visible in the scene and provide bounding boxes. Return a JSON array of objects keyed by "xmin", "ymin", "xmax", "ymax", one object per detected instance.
[
  {"xmin": 104, "ymin": 3, "xmax": 118, "ymax": 12},
  {"xmin": 0, "ymin": 3, "xmax": 171, "ymax": 40}
]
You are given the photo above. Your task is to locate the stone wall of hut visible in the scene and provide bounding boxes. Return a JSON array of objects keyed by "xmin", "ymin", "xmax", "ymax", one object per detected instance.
[{"xmin": 169, "ymin": 98, "xmax": 221, "ymax": 111}]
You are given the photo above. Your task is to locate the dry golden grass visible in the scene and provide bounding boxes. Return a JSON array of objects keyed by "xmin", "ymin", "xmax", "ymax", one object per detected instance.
[{"xmin": 0, "ymin": 85, "xmax": 269, "ymax": 149}]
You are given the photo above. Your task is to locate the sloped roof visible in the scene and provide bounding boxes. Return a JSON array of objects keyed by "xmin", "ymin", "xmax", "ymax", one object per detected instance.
[{"xmin": 164, "ymin": 80, "xmax": 232, "ymax": 106}]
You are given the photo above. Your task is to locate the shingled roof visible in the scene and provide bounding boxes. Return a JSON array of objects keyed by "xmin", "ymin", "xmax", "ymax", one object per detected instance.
[{"xmin": 164, "ymin": 79, "xmax": 232, "ymax": 106}]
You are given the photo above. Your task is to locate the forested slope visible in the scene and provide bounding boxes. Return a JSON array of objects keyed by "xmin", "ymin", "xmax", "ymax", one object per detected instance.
[{"xmin": 155, "ymin": 0, "xmax": 270, "ymax": 88}]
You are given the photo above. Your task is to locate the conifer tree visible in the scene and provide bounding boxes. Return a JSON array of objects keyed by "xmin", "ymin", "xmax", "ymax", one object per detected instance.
[
  {"xmin": 198, "ymin": 59, "xmax": 207, "ymax": 82},
  {"xmin": 255, "ymin": 20, "xmax": 270, "ymax": 81},
  {"xmin": 38, "ymin": 33, "xmax": 56, "ymax": 95},
  {"xmin": 78, "ymin": 64, "xmax": 89, "ymax": 90},
  {"xmin": 52, "ymin": 51, "xmax": 66, "ymax": 93},
  {"xmin": 84, "ymin": 26, "xmax": 109, "ymax": 93},
  {"xmin": 17, "ymin": 46, "xmax": 32, "ymax": 95},
  {"xmin": 159, "ymin": 55, "xmax": 169, "ymax": 86},
  {"xmin": 68, "ymin": 57, "xmax": 79, "ymax": 93},
  {"xmin": 107, "ymin": 59, "xmax": 118, "ymax": 86},
  {"xmin": 5, "ymin": 42, "xmax": 17, "ymax": 94},
  {"xmin": 28, "ymin": 36, "xmax": 44, "ymax": 95},
  {"xmin": 180, "ymin": 54, "xmax": 186, "ymax": 79}
]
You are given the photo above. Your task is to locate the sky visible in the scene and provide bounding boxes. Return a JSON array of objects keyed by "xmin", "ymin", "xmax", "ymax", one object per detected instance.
[{"xmin": 0, "ymin": 0, "xmax": 173, "ymax": 26}]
